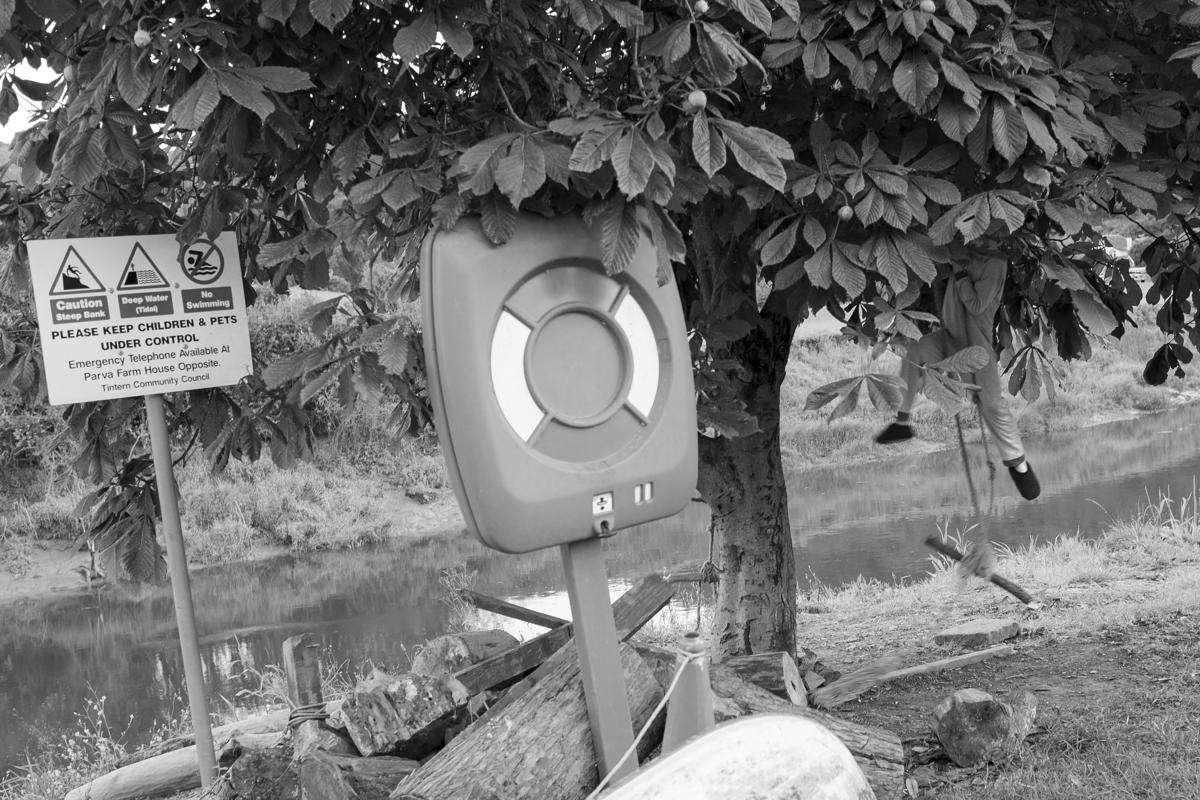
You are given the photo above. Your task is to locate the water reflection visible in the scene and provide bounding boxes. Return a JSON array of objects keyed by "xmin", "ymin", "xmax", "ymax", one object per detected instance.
[{"xmin": 4, "ymin": 403, "xmax": 1200, "ymax": 777}]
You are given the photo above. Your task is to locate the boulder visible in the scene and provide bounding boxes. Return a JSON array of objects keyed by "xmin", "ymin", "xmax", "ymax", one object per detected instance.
[
  {"xmin": 933, "ymin": 688, "xmax": 1038, "ymax": 767},
  {"xmin": 933, "ymin": 619, "xmax": 1021, "ymax": 649}
]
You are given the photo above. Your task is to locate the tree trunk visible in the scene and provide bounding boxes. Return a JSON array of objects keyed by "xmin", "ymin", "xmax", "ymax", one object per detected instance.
[{"xmin": 697, "ymin": 309, "xmax": 798, "ymax": 658}]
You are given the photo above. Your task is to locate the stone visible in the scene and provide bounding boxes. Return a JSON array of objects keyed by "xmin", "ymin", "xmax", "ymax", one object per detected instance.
[
  {"xmin": 933, "ymin": 688, "xmax": 1038, "ymax": 767},
  {"xmin": 802, "ymin": 670, "xmax": 825, "ymax": 691},
  {"xmin": 933, "ymin": 618, "xmax": 1021, "ymax": 648}
]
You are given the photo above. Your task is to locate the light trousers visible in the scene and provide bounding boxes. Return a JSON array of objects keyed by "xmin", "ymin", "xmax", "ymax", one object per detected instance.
[{"xmin": 898, "ymin": 330, "xmax": 1025, "ymax": 465}]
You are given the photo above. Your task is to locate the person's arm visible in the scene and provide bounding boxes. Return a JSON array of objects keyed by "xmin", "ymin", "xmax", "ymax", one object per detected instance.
[{"xmin": 952, "ymin": 261, "xmax": 1005, "ymax": 314}]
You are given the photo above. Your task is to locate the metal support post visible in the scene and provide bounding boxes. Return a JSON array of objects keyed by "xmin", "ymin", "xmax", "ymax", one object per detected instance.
[
  {"xmin": 561, "ymin": 536, "xmax": 638, "ymax": 783},
  {"xmin": 145, "ymin": 393, "xmax": 218, "ymax": 787}
]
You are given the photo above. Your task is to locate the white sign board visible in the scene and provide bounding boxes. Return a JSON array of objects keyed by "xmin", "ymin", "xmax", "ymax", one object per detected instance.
[{"xmin": 26, "ymin": 232, "xmax": 252, "ymax": 405}]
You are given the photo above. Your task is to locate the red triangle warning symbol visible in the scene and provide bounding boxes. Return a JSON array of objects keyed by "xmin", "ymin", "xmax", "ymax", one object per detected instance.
[
  {"xmin": 118, "ymin": 242, "xmax": 169, "ymax": 290},
  {"xmin": 49, "ymin": 246, "xmax": 105, "ymax": 295}
]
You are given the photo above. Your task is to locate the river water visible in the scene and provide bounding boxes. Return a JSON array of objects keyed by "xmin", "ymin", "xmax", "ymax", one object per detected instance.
[{"xmin": 4, "ymin": 402, "xmax": 1200, "ymax": 776}]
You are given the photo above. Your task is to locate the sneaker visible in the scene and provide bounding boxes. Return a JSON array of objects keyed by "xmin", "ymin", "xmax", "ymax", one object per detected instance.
[
  {"xmin": 875, "ymin": 422, "xmax": 914, "ymax": 445},
  {"xmin": 1008, "ymin": 462, "xmax": 1041, "ymax": 500}
]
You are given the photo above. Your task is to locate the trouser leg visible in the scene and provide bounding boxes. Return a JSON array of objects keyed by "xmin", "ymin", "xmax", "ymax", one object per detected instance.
[
  {"xmin": 972, "ymin": 356, "xmax": 1025, "ymax": 464},
  {"xmin": 898, "ymin": 331, "xmax": 955, "ymax": 414}
]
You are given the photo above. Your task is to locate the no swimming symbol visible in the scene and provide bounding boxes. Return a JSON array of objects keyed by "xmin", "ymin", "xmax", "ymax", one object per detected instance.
[{"xmin": 181, "ymin": 239, "xmax": 224, "ymax": 285}]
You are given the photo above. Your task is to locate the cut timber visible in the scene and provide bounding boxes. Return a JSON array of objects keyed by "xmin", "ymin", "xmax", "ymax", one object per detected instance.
[
  {"xmin": 811, "ymin": 646, "xmax": 1017, "ymax": 710},
  {"xmin": 390, "ymin": 643, "xmax": 664, "ymax": 800},
  {"xmin": 604, "ymin": 715, "xmax": 875, "ymax": 800},
  {"xmin": 721, "ymin": 652, "xmax": 806, "ymax": 705},
  {"xmin": 64, "ymin": 732, "xmax": 282, "ymax": 800},
  {"xmin": 301, "ymin": 752, "xmax": 420, "ymax": 800},
  {"xmin": 285, "ymin": 633, "xmax": 357, "ymax": 758},
  {"xmin": 633, "ymin": 643, "xmax": 902, "ymax": 800},
  {"xmin": 411, "ymin": 629, "xmax": 521, "ymax": 677},
  {"xmin": 327, "ymin": 671, "xmax": 469, "ymax": 758},
  {"xmin": 460, "ymin": 590, "xmax": 568, "ymax": 629},
  {"xmin": 111, "ymin": 710, "xmax": 289, "ymax": 769},
  {"xmin": 456, "ymin": 573, "xmax": 673, "ymax": 701}
]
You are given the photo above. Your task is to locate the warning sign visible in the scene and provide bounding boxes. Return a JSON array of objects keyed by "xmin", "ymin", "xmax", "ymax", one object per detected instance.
[
  {"xmin": 118, "ymin": 243, "xmax": 169, "ymax": 290},
  {"xmin": 50, "ymin": 246, "xmax": 106, "ymax": 295},
  {"xmin": 25, "ymin": 232, "xmax": 253, "ymax": 406}
]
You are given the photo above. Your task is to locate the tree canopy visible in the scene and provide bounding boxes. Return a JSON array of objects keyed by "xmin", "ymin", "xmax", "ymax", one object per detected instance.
[{"xmin": 2, "ymin": 0, "xmax": 1200, "ymax": 653}]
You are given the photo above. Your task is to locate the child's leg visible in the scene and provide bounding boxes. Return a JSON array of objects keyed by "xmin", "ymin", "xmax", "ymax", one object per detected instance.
[
  {"xmin": 877, "ymin": 332, "xmax": 953, "ymax": 444},
  {"xmin": 973, "ymin": 357, "xmax": 1041, "ymax": 499}
]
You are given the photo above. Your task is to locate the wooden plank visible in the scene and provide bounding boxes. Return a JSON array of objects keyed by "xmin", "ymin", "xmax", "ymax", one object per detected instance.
[
  {"xmin": 284, "ymin": 634, "xmax": 323, "ymax": 706},
  {"xmin": 453, "ymin": 623, "xmax": 574, "ymax": 696},
  {"xmin": 461, "ymin": 590, "xmax": 568, "ymax": 629},
  {"xmin": 470, "ymin": 574, "xmax": 675, "ymax": 723},
  {"xmin": 722, "ymin": 652, "xmax": 806, "ymax": 706},
  {"xmin": 812, "ymin": 645, "xmax": 1017, "ymax": 709}
]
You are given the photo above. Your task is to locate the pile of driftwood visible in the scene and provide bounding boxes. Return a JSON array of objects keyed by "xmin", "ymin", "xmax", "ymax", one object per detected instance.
[{"xmin": 65, "ymin": 574, "xmax": 905, "ymax": 800}]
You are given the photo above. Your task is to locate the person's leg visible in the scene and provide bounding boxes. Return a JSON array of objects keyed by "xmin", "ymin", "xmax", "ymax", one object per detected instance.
[
  {"xmin": 973, "ymin": 357, "xmax": 1041, "ymax": 499},
  {"xmin": 876, "ymin": 332, "xmax": 952, "ymax": 444}
]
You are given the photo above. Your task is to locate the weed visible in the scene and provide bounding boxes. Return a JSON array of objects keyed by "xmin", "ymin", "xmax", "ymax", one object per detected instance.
[{"xmin": 439, "ymin": 565, "xmax": 480, "ymax": 634}]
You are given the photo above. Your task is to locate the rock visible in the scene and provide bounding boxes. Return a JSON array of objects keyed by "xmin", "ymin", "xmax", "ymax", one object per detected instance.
[
  {"xmin": 227, "ymin": 747, "xmax": 298, "ymax": 799},
  {"xmin": 934, "ymin": 618, "xmax": 1021, "ymax": 648},
  {"xmin": 933, "ymin": 688, "xmax": 1038, "ymax": 766},
  {"xmin": 802, "ymin": 670, "xmax": 826, "ymax": 691}
]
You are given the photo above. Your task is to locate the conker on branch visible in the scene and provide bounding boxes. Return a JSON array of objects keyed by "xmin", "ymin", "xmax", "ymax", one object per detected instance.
[
  {"xmin": 133, "ymin": 29, "xmax": 152, "ymax": 47},
  {"xmin": 919, "ymin": 0, "xmax": 936, "ymax": 11},
  {"xmin": 257, "ymin": 13, "xmax": 273, "ymax": 30},
  {"xmin": 686, "ymin": 89, "xmax": 707, "ymax": 111},
  {"xmin": 62, "ymin": 64, "xmax": 75, "ymax": 84},
  {"xmin": 694, "ymin": 0, "xmax": 709, "ymax": 13},
  {"xmin": 838, "ymin": 205, "xmax": 854, "ymax": 222}
]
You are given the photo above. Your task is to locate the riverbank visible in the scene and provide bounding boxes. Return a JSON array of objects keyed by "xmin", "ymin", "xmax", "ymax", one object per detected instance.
[{"xmin": 5, "ymin": 490, "xmax": 1200, "ymax": 800}]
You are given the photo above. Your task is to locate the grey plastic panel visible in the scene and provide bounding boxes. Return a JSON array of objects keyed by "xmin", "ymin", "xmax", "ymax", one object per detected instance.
[{"xmin": 420, "ymin": 213, "xmax": 697, "ymax": 554}]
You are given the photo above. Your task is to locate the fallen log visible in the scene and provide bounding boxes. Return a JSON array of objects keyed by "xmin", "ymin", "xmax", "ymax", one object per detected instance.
[
  {"xmin": 110, "ymin": 710, "xmax": 290, "ymax": 769},
  {"xmin": 300, "ymin": 752, "xmax": 420, "ymax": 800},
  {"xmin": 471, "ymin": 573, "xmax": 675, "ymax": 724},
  {"xmin": 460, "ymin": 590, "xmax": 569, "ymax": 629},
  {"xmin": 604, "ymin": 715, "xmax": 875, "ymax": 800},
  {"xmin": 633, "ymin": 644, "xmax": 903, "ymax": 800},
  {"xmin": 811, "ymin": 645, "xmax": 1017, "ymax": 709},
  {"xmin": 64, "ymin": 732, "xmax": 283, "ymax": 800},
  {"xmin": 410, "ymin": 629, "xmax": 521, "ymax": 678},
  {"xmin": 390, "ymin": 643, "xmax": 664, "ymax": 800},
  {"xmin": 721, "ymin": 652, "xmax": 806, "ymax": 706}
]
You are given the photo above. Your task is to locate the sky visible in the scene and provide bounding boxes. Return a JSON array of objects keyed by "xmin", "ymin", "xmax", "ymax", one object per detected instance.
[{"xmin": 0, "ymin": 61, "xmax": 59, "ymax": 142}]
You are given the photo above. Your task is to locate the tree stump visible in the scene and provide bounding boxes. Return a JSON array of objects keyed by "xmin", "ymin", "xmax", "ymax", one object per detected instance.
[
  {"xmin": 604, "ymin": 715, "xmax": 876, "ymax": 800},
  {"xmin": 390, "ymin": 643, "xmax": 664, "ymax": 800}
]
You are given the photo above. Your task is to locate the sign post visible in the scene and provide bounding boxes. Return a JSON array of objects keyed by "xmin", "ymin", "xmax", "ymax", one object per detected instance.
[
  {"xmin": 561, "ymin": 537, "xmax": 637, "ymax": 780},
  {"xmin": 25, "ymin": 232, "xmax": 253, "ymax": 789},
  {"xmin": 145, "ymin": 392, "xmax": 218, "ymax": 785}
]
